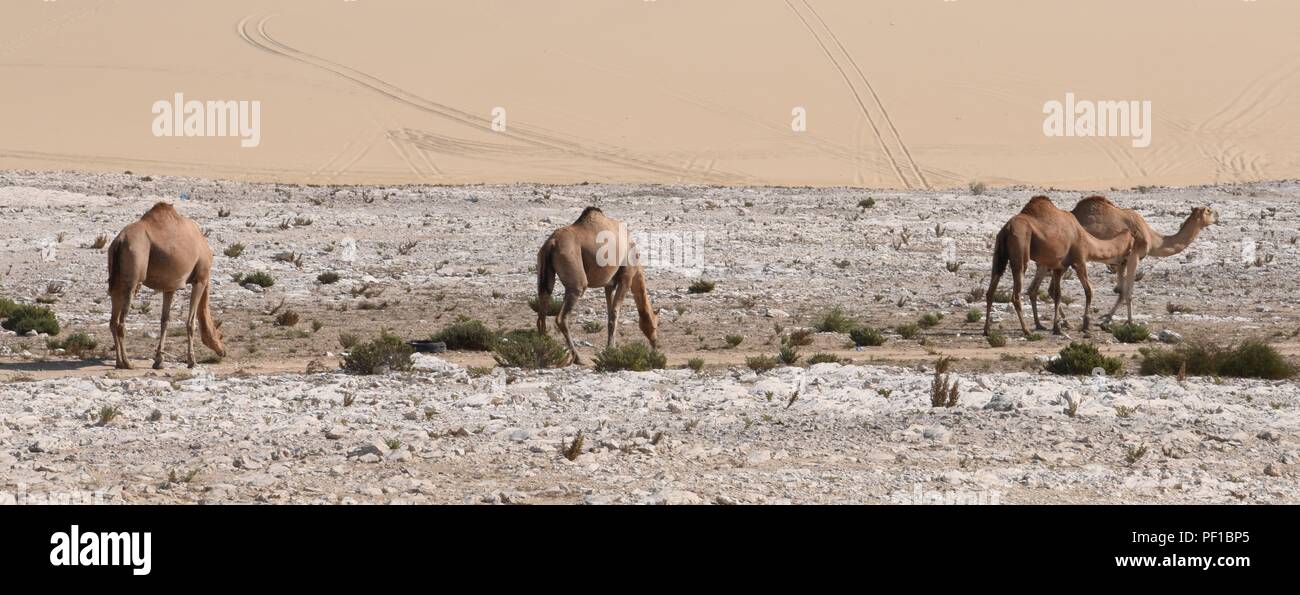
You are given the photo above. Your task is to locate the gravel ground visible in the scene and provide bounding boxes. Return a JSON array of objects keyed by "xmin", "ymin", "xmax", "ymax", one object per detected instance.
[{"xmin": 1, "ymin": 170, "xmax": 1297, "ymax": 503}]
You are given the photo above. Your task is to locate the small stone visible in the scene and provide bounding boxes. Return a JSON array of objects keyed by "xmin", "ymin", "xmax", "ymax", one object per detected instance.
[
  {"xmin": 147, "ymin": 409, "xmax": 163, "ymax": 422},
  {"xmin": 29, "ymin": 439, "xmax": 58, "ymax": 453},
  {"xmin": 1157, "ymin": 330, "xmax": 1183, "ymax": 344},
  {"xmin": 1263, "ymin": 464, "xmax": 1281, "ymax": 477},
  {"xmin": 325, "ymin": 425, "xmax": 349, "ymax": 440}
]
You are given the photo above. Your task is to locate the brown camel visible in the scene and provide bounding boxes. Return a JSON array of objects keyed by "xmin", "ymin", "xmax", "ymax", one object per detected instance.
[
  {"xmin": 536, "ymin": 207, "xmax": 658, "ymax": 364},
  {"xmin": 984, "ymin": 196, "xmax": 1135, "ymax": 336},
  {"xmin": 1027, "ymin": 196, "xmax": 1217, "ymax": 327},
  {"xmin": 108, "ymin": 202, "xmax": 225, "ymax": 369}
]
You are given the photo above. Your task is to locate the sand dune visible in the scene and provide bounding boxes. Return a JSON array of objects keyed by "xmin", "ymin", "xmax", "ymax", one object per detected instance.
[{"xmin": 3, "ymin": 0, "xmax": 1299, "ymax": 188}]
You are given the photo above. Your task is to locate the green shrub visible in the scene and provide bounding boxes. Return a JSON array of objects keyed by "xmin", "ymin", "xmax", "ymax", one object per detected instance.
[
  {"xmin": 1025, "ymin": 332, "xmax": 1043, "ymax": 342},
  {"xmin": 1212, "ymin": 340, "xmax": 1294, "ymax": 379},
  {"xmin": 338, "ymin": 333, "xmax": 360, "ymax": 350},
  {"xmin": 341, "ymin": 333, "xmax": 413, "ymax": 374},
  {"xmin": 1110, "ymin": 323, "xmax": 1150, "ymax": 344},
  {"xmin": 857, "ymin": 197, "xmax": 876, "ymax": 209},
  {"xmin": 237, "ymin": 271, "xmax": 274, "ymax": 288},
  {"xmin": 492, "ymin": 330, "xmax": 570, "ymax": 369},
  {"xmin": 986, "ymin": 331, "xmax": 1007, "ymax": 348},
  {"xmin": 1046, "ymin": 341, "xmax": 1123, "ymax": 376},
  {"xmin": 0, "ymin": 297, "xmax": 18, "ymax": 319},
  {"xmin": 582, "ymin": 320, "xmax": 603, "ymax": 333},
  {"xmin": 2, "ymin": 304, "xmax": 59, "ymax": 336},
  {"xmin": 785, "ymin": 328, "xmax": 815, "ymax": 346},
  {"xmin": 746, "ymin": 355, "xmax": 778, "ymax": 373},
  {"xmin": 1141, "ymin": 338, "xmax": 1294, "ymax": 379},
  {"xmin": 778, "ymin": 344, "xmax": 801, "ymax": 365},
  {"xmin": 49, "ymin": 332, "xmax": 97, "ymax": 357},
  {"xmin": 991, "ymin": 290, "xmax": 1012, "ymax": 304},
  {"xmin": 223, "ymin": 243, "xmax": 245, "ymax": 258},
  {"xmin": 813, "ymin": 307, "xmax": 855, "ymax": 333},
  {"xmin": 807, "ymin": 352, "xmax": 842, "ymax": 365},
  {"xmin": 895, "ymin": 323, "xmax": 919, "ymax": 339},
  {"xmin": 850, "ymin": 326, "xmax": 886, "ymax": 347},
  {"xmin": 528, "ymin": 296, "xmax": 564, "ymax": 316},
  {"xmin": 593, "ymin": 342, "xmax": 667, "ymax": 372},
  {"xmin": 725, "ymin": 334, "xmax": 744, "ymax": 348},
  {"xmin": 688, "ymin": 278, "xmax": 716, "ymax": 294},
  {"xmin": 687, "ymin": 357, "xmax": 705, "ymax": 372},
  {"xmin": 917, "ymin": 313, "xmax": 943, "ymax": 329},
  {"xmin": 966, "ymin": 308, "xmax": 983, "ymax": 323},
  {"xmin": 317, "ymin": 272, "xmax": 340, "ymax": 284},
  {"xmin": 432, "ymin": 317, "xmax": 499, "ymax": 351}
]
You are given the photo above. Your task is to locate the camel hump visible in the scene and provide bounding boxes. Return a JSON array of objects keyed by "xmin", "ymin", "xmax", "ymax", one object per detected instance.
[
  {"xmin": 1019, "ymin": 195, "xmax": 1058, "ymax": 215},
  {"xmin": 575, "ymin": 206, "xmax": 603, "ymax": 223},
  {"xmin": 1075, "ymin": 195, "xmax": 1116, "ymax": 209},
  {"xmin": 142, "ymin": 201, "xmax": 182, "ymax": 221}
]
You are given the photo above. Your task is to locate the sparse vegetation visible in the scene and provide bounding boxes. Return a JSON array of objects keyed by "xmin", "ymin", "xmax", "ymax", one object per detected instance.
[
  {"xmin": 894, "ymin": 323, "xmax": 919, "ymax": 339},
  {"xmin": 813, "ymin": 306, "xmax": 855, "ymax": 333},
  {"xmin": 236, "ymin": 271, "xmax": 274, "ymax": 288},
  {"xmin": 317, "ymin": 272, "xmax": 340, "ymax": 284},
  {"xmin": 48, "ymin": 332, "xmax": 97, "ymax": 357},
  {"xmin": 1139, "ymin": 338, "xmax": 1294, "ymax": 379},
  {"xmin": 785, "ymin": 328, "xmax": 815, "ymax": 346},
  {"xmin": 930, "ymin": 357, "xmax": 959, "ymax": 408},
  {"xmin": 688, "ymin": 278, "xmax": 716, "ymax": 294},
  {"xmin": 562, "ymin": 431, "xmax": 584, "ymax": 461},
  {"xmin": 528, "ymin": 295, "xmax": 564, "ymax": 316},
  {"xmin": 746, "ymin": 355, "xmax": 778, "ymax": 373},
  {"xmin": 1166, "ymin": 302, "xmax": 1193, "ymax": 314},
  {"xmin": 274, "ymin": 310, "xmax": 300, "ymax": 327},
  {"xmin": 969, "ymin": 181, "xmax": 987, "ymax": 195},
  {"xmin": 1, "ymin": 303, "xmax": 60, "ymax": 336},
  {"xmin": 917, "ymin": 312, "xmax": 943, "ymax": 329},
  {"xmin": 778, "ymin": 344, "xmax": 801, "ymax": 365},
  {"xmin": 849, "ymin": 326, "xmax": 886, "ymax": 347},
  {"xmin": 986, "ymin": 331, "xmax": 1007, "ymax": 348},
  {"xmin": 1046, "ymin": 341, "xmax": 1123, "ymax": 376},
  {"xmin": 857, "ymin": 197, "xmax": 876, "ymax": 209},
  {"xmin": 492, "ymin": 330, "xmax": 570, "ymax": 369},
  {"xmin": 582, "ymin": 320, "xmax": 603, "ymax": 334},
  {"xmin": 725, "ymin": 334, "xmax": 744, "ymax": 348},
  {"xmin": 807, "ymin": 352, "xmax": 842, "ymax": 365},
  {"xmin": 432, "ymin": 317, "xmax": 499, "ymax": 351},
  {"xmin": 223, "ymin": 243, "xmax": 246, "ymax": 258},
  {"xmin": 966, "ymin": 308, "xmax": 983, "ymax": 323},
  {"xmin": 593, "ymin": 342, "xmax": 667, "ymax": 372},
  {"xmin": 95, "ymin": 405, "xmax": 119, "ymax": 426},
  {"xmin": 687, "ymin": 357, "xmax": 705, "ymax": 372},
  {"xmin": 341, "ymin": 333, "xmax": 414, "ymax": 375},
  {"xmin": 338, "ymin": 333, "xmax": 360, "ymax": 350},
  {"xmin": 1109, "ymin": 323, "xmax": 1149, "ymax": 344}
]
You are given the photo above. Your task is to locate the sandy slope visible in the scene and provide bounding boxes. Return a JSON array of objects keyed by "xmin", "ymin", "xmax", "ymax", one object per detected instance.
[{"xmin": 3, "ymin": 0, "xmax": 1300, "ymax": 188}]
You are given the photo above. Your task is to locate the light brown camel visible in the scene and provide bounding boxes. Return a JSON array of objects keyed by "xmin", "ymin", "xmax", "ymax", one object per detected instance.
[
  {"xmin": 984, "ymin": 196, "xmax": 1135, "ymax": 336},
  {"xmin": 1027, "ymin": 196, "xmax": 1217, "ymax": 327},
  {"xmin": 108, "ymin": 202, "xmax": 225, "ymax": 369},
  {"xmin": 537, "ymin": 207, "xmax": 658, "ymax": 364}
]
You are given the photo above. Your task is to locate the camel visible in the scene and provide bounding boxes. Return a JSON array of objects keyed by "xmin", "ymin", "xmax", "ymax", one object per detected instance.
[
  {"xmin": 984, "ymin": 196, "xmax": 1135, "ymax": 336},
  {"xmin": 1027, "ymin": 196, "xmax": 1217, "ymax": 328},
  {"xmin": 108, "ymin": 202, "xmax": 225, "ymax": 369},
  {"xmin": 536, "ymin": 207, "xmax": 658, "ymax": 364}
]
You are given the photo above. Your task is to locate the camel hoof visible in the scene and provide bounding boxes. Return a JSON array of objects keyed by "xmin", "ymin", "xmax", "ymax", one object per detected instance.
[
  {"xmin": 187, "ymin": 362, "xmax": 197, "ymax": 369},
  {"xmin": 1034, "ymin": 324, "xmax": 1048, "ymax": 331},
  {"xmin": 152, "ymin": 360, "xmax": 164, "ymax": 370},
  {"xmin": 115, "ymin": 361, "xmax": 133, "ymax": 370}
]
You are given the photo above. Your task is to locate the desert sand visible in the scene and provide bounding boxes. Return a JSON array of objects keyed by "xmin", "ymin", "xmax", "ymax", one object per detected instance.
[{"xmin": 4, "ymin": 0, "xmax": 1300, "ymax": 189}]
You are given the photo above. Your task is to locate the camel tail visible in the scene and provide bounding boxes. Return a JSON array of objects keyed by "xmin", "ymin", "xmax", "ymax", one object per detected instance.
[
  {"xmin": 196, "ymin": 283, "xmax": 225, "ymax": 357},
  {"xmin": 106, "ymin": 236, "xmax": 126, "ymax": 293},
  {"xmin": 991, "ymin": 225, "xmax": 1011, "ymax": 277},
  {"xmin": 536, "ymin": 238, "xmax": 557, "ymax": 333}
]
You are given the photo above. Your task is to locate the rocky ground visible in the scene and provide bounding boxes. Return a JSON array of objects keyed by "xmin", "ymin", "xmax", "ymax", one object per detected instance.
[{"xmin": 1, "ymin": 170, "xmax": 1297, "ymax": 503}]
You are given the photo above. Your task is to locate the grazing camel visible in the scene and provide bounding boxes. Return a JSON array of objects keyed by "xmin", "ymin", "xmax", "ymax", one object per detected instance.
[
  {"xmin": 1027, "ymin": 196, "xmax": 1217, "ymax": 327},
  {"xmin": 536, "ymin": 207, "xmax": 658, "ymax": 364},
  {"xmin": 108, "ymin": 202, "xmax": 225, "ymax": 369},
  {"xmin": 984, "ymin": 196, "xmax": 1135, "ymax": 336}
]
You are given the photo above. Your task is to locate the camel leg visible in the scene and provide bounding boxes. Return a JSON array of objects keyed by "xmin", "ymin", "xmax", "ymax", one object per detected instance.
[
  {"xmin": 1010, "ymin": 262, "xmax": 1031, "ymax": 335},
  {"xmin": 1074, "ymin": 261, "xmax": 1094, "ymax": 332},
  {"xmin": 1049, "ymin": 270, "xmax": 1064, "ymax": 335},
  {"xmin": 184, "ymin": 282, "xmax": 205, "ymax": 368},
  {"xmin": 983, "ymin": 271, "xmax": 1002, "ymax": 336},
  {"xmin": 604, "ymin": 285, "xmax": 617, "ymax": 349},
  {"xmin": 153, "ymin": 291, "xmax": 174, "ymax": 369},
  {"xmin": 1102, "ymin": 257, "xmax": 1134, "ymax": 324},
  {"xmin": 109, "ymin": 287, "xmax": 131, "ymax": 369},
  {"xmin": 556, "ymin": 285, "xmax": 585, "ymax": 365},
  {"xmin": 1027, "ymin": 267, "xmax": 1049, "ymax": 331}
]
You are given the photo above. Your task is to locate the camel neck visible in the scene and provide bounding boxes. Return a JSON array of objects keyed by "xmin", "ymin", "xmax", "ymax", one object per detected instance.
[{"xmin": 1148, "ymin": 214, "xmax": 1203, "ymax": 257}]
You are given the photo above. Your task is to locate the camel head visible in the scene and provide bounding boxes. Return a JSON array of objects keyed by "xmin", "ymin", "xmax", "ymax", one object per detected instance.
[
  {"xmin": 203, "ymin": 319, "xmax": 227, "ymax": 358},
  {"xmin": 1190, "ymin": 206, "xmax": 1219, "ymax": 228},
  {"xmin": 639, "ymin": 313, "xmax": 659, "ymax": 349}
]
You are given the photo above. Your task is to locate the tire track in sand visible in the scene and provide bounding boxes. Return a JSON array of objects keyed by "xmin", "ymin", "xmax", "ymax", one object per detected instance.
[
  {"xmin": 237, "ymin": 14, "xmax": 748, "ymax": 185},
  {"xmin": 798, "ymin": 0, "xmax": 931, "ymax": 190}
]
